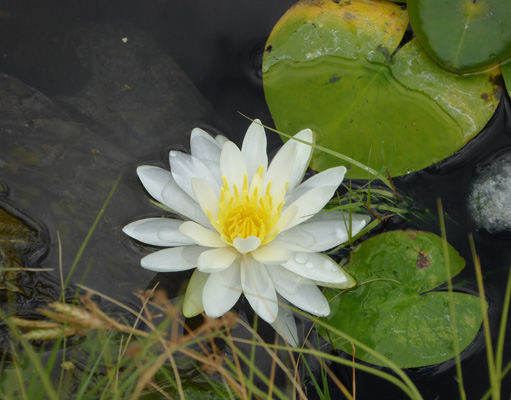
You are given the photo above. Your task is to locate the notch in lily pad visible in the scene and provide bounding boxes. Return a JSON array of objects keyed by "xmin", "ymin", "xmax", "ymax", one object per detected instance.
[{"xmin": 318, "ymin": 230, "xmax": 485, "ymax": 368}]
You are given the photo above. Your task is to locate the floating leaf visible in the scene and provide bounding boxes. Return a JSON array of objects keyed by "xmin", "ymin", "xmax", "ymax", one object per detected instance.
[
  {"xmin": 408, "ymin": 0, "xmax": 511, "ymax": 72},
  {"xmin": 318, "ymin": 230, "xmax": 484, "ymax": 368},
  {"xmin": 263, "ymin": 0, "xmax": 501, "ymax": 178}
]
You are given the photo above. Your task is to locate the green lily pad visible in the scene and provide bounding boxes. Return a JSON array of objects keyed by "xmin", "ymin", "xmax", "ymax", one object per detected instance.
[
  {"xmin": 263, "ymin": 0, "xmax": 501, "ymax": 178},
  {"xmin": 318, "ymin": 230, "xmax": 484, "ymax": 368},
  {"xmin": 408, "ymin": 0, "xmax": 511, "ymax": 72}
]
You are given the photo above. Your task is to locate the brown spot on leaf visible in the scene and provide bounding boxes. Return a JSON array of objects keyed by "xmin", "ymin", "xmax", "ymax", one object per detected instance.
[
  {"xmin": 416, "ymin": 251, "xmax": 430, "ymax": 270},
  {"xmin": 344, "ymin": 11, "xmax": 357, "ymax": 20}
]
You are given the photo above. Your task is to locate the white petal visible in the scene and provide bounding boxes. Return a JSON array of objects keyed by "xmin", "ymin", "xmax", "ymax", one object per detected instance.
[
  {"xmin": 241, "ymin": 257, "xmax": 278, "ymax": 323},
  {"xmin": 268, "ymin": 266, "xmax": 330, "ymax": 316},
  {"xmin": 263, "ymin": 128, "xmax": 314, "ymax": 195},
  {"xmin": 123, "ymin": 218, "xmax": 195, "ymax": 247},
  {"xmin": 242, "ymin": 120, "xmax": 267, "ymax": 181},
  {"xmin": 190, "ymin": 128, "xmax": 222, "ymax": 162},
  {"xmin": 270, "ymin": 298, "xmax": 299, "ymax": 347},
  {"xmin": 136, "ymin": 166, "xmax": 210, "ymax": 226},
  {"xmin": 202, "ymin": 160, "xmax": 222, "ymax": 183},
  {"xmin": 137, "ymin": 165, "xmax": 173, "ymax": 205},
  {"xmin": 169, "ymin": 151, "xmax": 220, "ymax": 198},
  {"xmin": 179, "ymin": 221, "xmax": 227, "ymax": 248},
  {"xmin": 282, "ymin": 185, "xmax": 339, "ymax": 231},
  {"xmin": 183, "ymin": 270, "xmax": 209, "ymax": 317},
  {"xmin": 272, "ymin": 205, "xmax": 299, "ymax": 234},
  {"xmin": 220, "ymin": 141, "xmax": 247, "ymax": 191},
  {"xmin": 215, "ymin": 135, "xmax": 229, "ymax": 146},
  {"xmin": 197, "ymin": 247, "xmax": 238, "ymax": 273},
  {"xmin": 263, "ymin": 139, "xmax": 296, "ymax": 196},
  {"xmin": 286, "ymin": 129, "xmax": 314, "ymax": 191},
  {"xmin": 233, "ymin": 236, "xmax": 261, "ymax": 254},
  {"xmin": 140, "ymin": 245, "xmax": 206, "ymax": 272},
  {"xmin": 281, "ymin": 252, "xmax": 355, "ymax": 289},
  {"xmin": 203, "ymin": 264, "xmax": 242, "ymax": 318},
  {"xmin": 272, "ymin": 211, "xmax": 369, "ymax": 252},
  {"xmin": 285, "ymin": 166, "xmax": 346, "ymax": 205},
  {"xmin": 191, "ymin": 178, "xmax": 219, "ymax": 220},
  {"xmin": 251, "ymin": 246, "xmax": 291, "ymax": 265}
]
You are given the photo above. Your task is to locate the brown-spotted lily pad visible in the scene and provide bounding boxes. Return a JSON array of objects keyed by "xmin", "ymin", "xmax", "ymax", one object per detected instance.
[
  {"xmin": 318, "ymin": 230, "xmax": 484, "ymax": 368},
  {"xmin": 263, "ymin": 0, "xmax": 501, "ymax": 178}
]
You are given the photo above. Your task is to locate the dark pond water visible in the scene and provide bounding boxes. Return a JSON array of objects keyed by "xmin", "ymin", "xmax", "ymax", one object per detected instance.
[{"xmin": 0, "ymin": 0, "xmax": 510, "ymax": 398}]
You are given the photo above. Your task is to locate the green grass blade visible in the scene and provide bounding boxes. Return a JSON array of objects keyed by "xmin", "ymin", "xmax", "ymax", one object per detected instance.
[
  {"xmin": 469, "ymin": 235, "xmax": 499, "ymax": 400},
  {"xmin": 495, "ymin": 268, "xmax": 511, "ymax": 379},
  {"xmin": 62, "ymin": 174, "xmax": 122, "ymax": 291},
  {"xmin": 437, "ymin": 199, "xmax": 466, "ymax": 400},
  {"xmin": 2, "ymin": 319, "xmax": 59, "ymax": 400}
]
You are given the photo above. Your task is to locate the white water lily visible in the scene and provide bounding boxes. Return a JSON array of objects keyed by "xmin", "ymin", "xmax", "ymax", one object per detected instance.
[{"xmin": 123, "ymin": 120, "xmax": 368, "ymax": 345}]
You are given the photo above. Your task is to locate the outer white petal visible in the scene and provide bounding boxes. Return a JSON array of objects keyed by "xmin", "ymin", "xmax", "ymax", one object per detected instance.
[
  {"xmin": 270, "ymin": 298, "xmax": 299, "ymax": 347},
  {"xmin": 272, "ymin": 211, "xmax": 370, "ymax": 252},
  {"xmin": 242, "ymin": 120, "xmax": 267, "ymax": 181},
  {"xmin": 251, "ymin": 246, "xmax": 291, "ymax": 265},
  {"xmin": 191, "ymin": 178, "xmax": 219, "ymax": 220},
  {"xmin": 241, "ymin": 257, "xmax": 279, "ymax": 323},
  {"xmin": 140, "ymin": 245, "xmax": 206, "ymax": 272},
  {"xmin": 268, "ymin": 266, "xmax": 330, "ymax": 316},
  {"xmin": 286, "ymin": 129, "xmax": 314, "ymax": 191},
  {"xmin": 197, "ymin": 247, "xmax": 238, "ymax": 273},
  {"xmin": 215, "ymin": 135, "xmax": 229, "ymax": 146},
  {"xmin": 203, "ymin": 264, "xmax": 242, "ymax": 318},
  {"xmin": 169, "ymin": 151, "xmax": 221, "ymax": 198},
  {"xmin": 123, "ymin": 218, "xmax": 195, "ymax": 247},
  {"xmin": 190, "ymin": 127, "xmax": 222, "ymax": 162},
  {"xmin": 136, "ymin": 166, "xmax": 211, "ymax": 226},
  {"xmin": 179, "ymin": 221, "xmax": 228, "ymax": 248},
  {"xmin": 137, "ymin": 165, "xmax": 173, "ymax": 205},
  {"xmin": 183, "ymin": 269, "xmax": 209, "ymax": 317},
  {"xmin": 233, "ymin": 236, "xmax": 261, "ymax": 254},
  {"xmin": 285, "ymin": 166, "xmax": 346, "ymax": 205},
  {"xmin": 220, "ymin": 141, "xmax": 247, "ymax": 192},
  {"xmin": 202, "ymin": 160, "xmax": 222, "ymax": 184},
  {"xmin": 281, "ymin": 252, "xmax": 355, "ymax": 289}
]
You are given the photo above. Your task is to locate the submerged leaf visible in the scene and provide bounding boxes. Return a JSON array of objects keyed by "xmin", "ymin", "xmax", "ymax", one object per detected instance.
[
  {"xmin": 263, "ymin": 0, "xmax": 501, "ymax": 178},
  {"xmin": 318, "ymin": 230, "xmax": 484, "ymax": 368},
  {"xmin": 0, "ymin": 208, "xmax": 41, "ymax": 293}
]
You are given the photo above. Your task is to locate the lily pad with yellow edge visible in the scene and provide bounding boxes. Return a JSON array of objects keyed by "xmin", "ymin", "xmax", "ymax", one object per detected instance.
[{"xmin": 263, "ymin": 0, "xmax": 501, "ymax": 178}]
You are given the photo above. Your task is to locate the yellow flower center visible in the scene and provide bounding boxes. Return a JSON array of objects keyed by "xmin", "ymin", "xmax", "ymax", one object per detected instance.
[{"xmin": 207, "ymin": 165, "xmax": 285, "ymax": 246}]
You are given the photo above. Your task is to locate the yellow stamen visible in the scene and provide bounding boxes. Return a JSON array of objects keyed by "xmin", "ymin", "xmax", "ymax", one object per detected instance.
[{"xmin": 208, "ymin": 165, "xmax": 284, "ymax": 246}]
